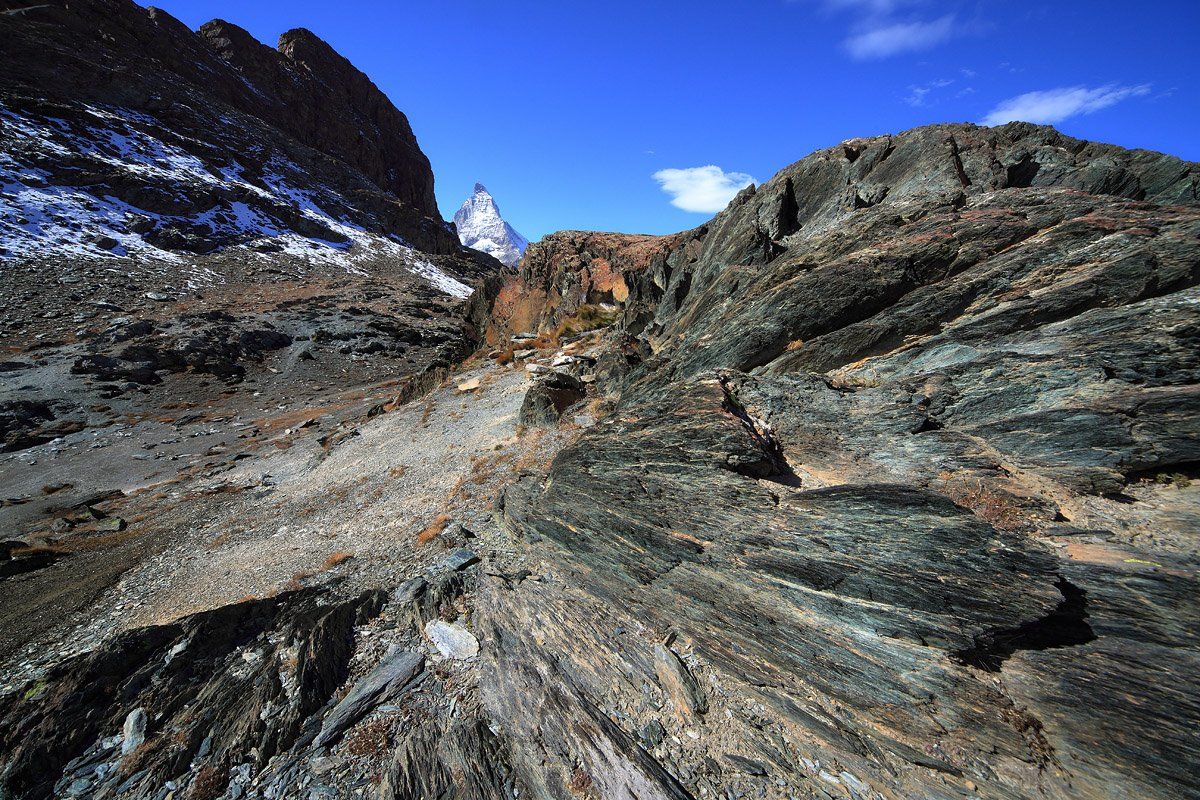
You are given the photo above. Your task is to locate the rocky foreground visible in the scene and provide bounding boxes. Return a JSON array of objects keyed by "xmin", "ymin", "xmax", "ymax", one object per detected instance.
[
  {"xmin": 3, "ymin": 115, "xmax": 1197, "ymax": 799},
  {"xmin": 2, "ymin": 4, "xmax": 1199, "ymax": 800}
]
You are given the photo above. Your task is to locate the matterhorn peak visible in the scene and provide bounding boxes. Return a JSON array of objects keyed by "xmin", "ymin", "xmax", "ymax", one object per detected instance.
[{"xmin": 454, "ymin": 183, "xmax": 528, "ymax": 267}]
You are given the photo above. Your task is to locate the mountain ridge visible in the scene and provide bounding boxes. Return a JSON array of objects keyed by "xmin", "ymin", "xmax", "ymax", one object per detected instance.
[{"xmin": 453, "ymin": 182, "xmax": 528, "ymax": 267}]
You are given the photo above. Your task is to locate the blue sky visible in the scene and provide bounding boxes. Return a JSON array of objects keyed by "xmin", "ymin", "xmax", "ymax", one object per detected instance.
[{"xmin": 147, "ymin": 0, "xmax": 1198, "ymax": 241}]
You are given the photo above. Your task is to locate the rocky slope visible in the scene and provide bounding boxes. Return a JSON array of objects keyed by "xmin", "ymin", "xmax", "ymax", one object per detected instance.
[
  {"xmin": 453, "ymin": 183, "xmax": 529, "ymax": 267},
  {"xmin": 1, "ymin": 10, "xmax": 1198, "ymax": 799},
  {"xmin": 0, "ymin": 0, "xmax": 502, "ymax": 698},
  {"xmin": 0, "ymin": 0, "xmax": 504, "ymax": 534},
  {"xmin": 483, "ymin": 121, "xmax": 1200, "ymax": 800}
]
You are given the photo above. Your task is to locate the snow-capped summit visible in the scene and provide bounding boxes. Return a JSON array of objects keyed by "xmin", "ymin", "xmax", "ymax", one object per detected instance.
[{"xmin": 453, "ymin": 183, "xmax": 528, "ymax": 267}]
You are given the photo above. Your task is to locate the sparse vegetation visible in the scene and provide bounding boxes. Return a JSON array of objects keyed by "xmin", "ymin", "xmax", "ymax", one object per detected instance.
[
  {"xmin": 321, "ymin": 551, "xmax": 354, "ymax": 569},
  {"xmin": 552, "ymin": 303, "xmax": 619, "ymax": 340},
  {"xmin": 186, "ymin": 764, "xmax": 227, "ymax": 800},
  {"xmin": 417, "ymin": 513, "xmax": 452, "ymax": 545},
  {"xmin": 1154, "ymin": 472, "xmax": 1193, "ymax": 489}
]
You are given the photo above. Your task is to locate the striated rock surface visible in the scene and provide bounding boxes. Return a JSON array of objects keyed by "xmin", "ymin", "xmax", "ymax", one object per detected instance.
[
  {"xmin": 2, "ymin": 26, "xmax": 1199, "ymax": 798},
  {"xmin": 481, "ymin": 122, "xmax": 1200, "ymax": 799}
]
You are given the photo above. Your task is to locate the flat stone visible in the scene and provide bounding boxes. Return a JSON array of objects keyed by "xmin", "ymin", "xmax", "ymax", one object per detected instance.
[
  {"xmin": 391, "ymin": 577, "xmax": 427, "ymax": 604},
  {"xmin": 424, "ymin": 620, "xmax": 479, "ymax": 660},
  {"xmin": 444, "ymin": 548, "xmax": 480, "ymax": 571},
  {"xmin": 313, "ymin": 650, "xmax": 424, "ymax": 747}
]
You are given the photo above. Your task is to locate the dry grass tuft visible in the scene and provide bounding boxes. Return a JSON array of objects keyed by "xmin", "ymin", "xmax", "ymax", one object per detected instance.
[
  {"xmin": 343, "ymin": 717, "xmax": 396, "ymax": 758},
  {"xmin": 283, "ymin": 569, "xmax": 314, "ymax": 591},
  {"xmin": 321, "ymin": 551, "xmax": 354, "ymax": 570},
  {"xmin": 417, "ymin": 513, "xmax": 452, "ymax": 545},
  {"xmin": 568, "ymin": 767, "xmax": 594, "ymax": 794},
  {"xmin": 186, "ymin": 764, "xmax": 227, "ymax": 800}
]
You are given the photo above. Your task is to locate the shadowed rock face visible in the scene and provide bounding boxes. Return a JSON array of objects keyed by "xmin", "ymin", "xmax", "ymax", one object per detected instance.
[
  {"xmin": 0, "ymin": 0, "xmax": 461, "ymax": 255},
  {"xmin": 481, "ymin": 123, "xmax": 1200, "ymax": 799}
]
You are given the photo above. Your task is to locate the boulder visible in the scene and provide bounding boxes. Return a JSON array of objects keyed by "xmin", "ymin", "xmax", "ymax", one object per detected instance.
[{"xmin": 518, "ymin": 371, "xmax": 585, "ymax": 427}]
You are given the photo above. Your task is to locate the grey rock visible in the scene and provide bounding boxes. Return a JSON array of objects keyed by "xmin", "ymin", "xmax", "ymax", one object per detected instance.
[
  {"xmin": 120, "ymin": 708, "xmax": 146, "ymax": 755},
  {"xmin": 313, "ymin": 649, "xmax": 424, "ymax": 748},
  {"xmin": 653, "ymin": 643, "xmax": 708, "ymax": 723},
  {"xmin": 444, "ymin": 548, "xmax": 480, "ymax": 571},
  {"xmin": 424, "ymin": 620, "xmax": 479, "ymax": 660}
]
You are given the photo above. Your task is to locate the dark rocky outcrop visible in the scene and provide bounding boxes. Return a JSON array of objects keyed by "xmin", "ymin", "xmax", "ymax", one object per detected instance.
[
  {"xmin": 479, "ymin": 123, "xmax": 1200, "ymax": 800},
  {"xmin": 0, "ymin": 588, "xmax": 386, "ymax": 800},
  {"xmin": 517, "ymin": 369, "xmax": 585, "ymax": 426},
  {"xmin": 0, "ymin": 0, "xmax": 494, "ymax": 257},
  {"xmin": 198, "ymin": 21, "xmax": 437, "ymax": 217}
]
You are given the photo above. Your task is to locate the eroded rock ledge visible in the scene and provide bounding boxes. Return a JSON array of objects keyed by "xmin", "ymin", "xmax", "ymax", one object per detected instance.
[{"xmin": 475, "ymin": 121, "xmax": 1199, "ymax": 799}]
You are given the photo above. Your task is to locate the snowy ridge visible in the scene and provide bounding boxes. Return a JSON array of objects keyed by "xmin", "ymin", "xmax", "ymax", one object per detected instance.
[
  {"xmin": 0, "ymin": 104, "xmax": 469, "ymax": 297},
  {"xmin": 452, "ymin": 183, "xmax": 528, "ymax": 267}
]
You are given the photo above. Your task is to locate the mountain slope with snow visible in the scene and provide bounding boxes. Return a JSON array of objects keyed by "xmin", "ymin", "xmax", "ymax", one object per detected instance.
[
  {"xmin": 453, "ymin": 183, "xmax": 528, "ymax": 267},
  {"xmin": 0, "ymin": 2, "xmax": 495, "ymax": 296}
]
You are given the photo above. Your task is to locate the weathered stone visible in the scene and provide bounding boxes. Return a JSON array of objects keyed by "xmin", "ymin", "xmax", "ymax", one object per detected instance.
[
  {"xmin": 313, "ymin": 649, "xmax": 425, "ymax": 748},
  {"xmin": 424, "ymin": 620, "xmax": 479, "ymax": 660},
  {"xmin": 444, "ymin": 548, "xmax": 480, "ymax": 571},
  {"xmin": 479, "ymin": 122, "xmax": 1200, "ymax": 800},
  {"xmin": 518, "ymin": 371, "xmax": 585, "ymax": 427},
  {"xmin": 653, "ymin": 643, "xmax": 708, "ymax": 723},
  {"xmin": 120, "ymin": 708, "xmax": 146, "ymax": 755}
]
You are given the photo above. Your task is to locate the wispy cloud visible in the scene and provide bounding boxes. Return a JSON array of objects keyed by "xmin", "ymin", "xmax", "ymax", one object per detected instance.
[
  {"xmin": 845, "ymin": 15, "xmax": 957, "ymax": 59},
  {"xmin": 652, "ymin": 166, "xmax": 756, "ymax": 214},
  {"xmin": 905, "ymin": 77, "xmax": 954, "ymax": 107},
  {"xmin": 820, "ymin": 0, "xmax": 908, "ymax": 12},
  {"xmin": 792, "ymin": 0, "xmax": 964, "ymax": 60},
  {"xmin": 982, "ymin": 84, "xmax": 1151, "ymax": 126}
]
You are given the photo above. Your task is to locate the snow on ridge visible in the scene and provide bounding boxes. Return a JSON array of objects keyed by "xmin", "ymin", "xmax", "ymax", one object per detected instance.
[
  {"xmin": 0, "ymin": 104, "xmax": 473, "ymax": 298},
  {"xmin": 453, "ymin": 182, "xmax": 528, "ymax": 267},
  {"xmin": 407, "ymin": 255, "xmax": 473, "ymax": 299}
]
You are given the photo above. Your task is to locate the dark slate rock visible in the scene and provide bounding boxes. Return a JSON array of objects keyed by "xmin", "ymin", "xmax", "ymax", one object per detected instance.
[{"xmin": 313, "ymin": 650, "xmax": 424, "ymax": 747}]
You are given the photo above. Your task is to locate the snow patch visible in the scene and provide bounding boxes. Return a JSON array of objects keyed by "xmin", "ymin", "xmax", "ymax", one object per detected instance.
[{"xmin": 0, "ymin": 104, "xmax": 471, "ymax": 297}]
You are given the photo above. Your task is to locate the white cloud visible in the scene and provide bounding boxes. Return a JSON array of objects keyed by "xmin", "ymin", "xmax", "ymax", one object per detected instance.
[
  {"xmin": 652, "ymin": 166, "xmax": 756, "ymax": 214},
  {"xmin": 844, "ymin": 15, "xmax": 956, "ymax": 59},
  {"xmin": 982, "ymin": 84, "xmax": 1151, "ymax": 126}
]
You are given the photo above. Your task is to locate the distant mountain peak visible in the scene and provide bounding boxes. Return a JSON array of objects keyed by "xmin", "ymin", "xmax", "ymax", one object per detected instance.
[{"xmin": 454, "ymin": 183, "xmax": 528, "ymax": 267}]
